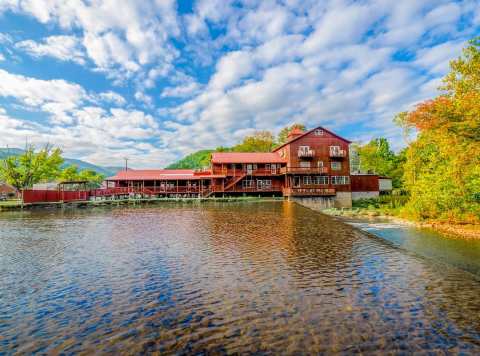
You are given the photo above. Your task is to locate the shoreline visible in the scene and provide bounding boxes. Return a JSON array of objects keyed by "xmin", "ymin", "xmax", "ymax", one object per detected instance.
[
  {"xmin": 0, "ymin": 196, "xmax": 284, "ymax": 212},
  {"xmin": 3, "ymin": 197, "xmax": 479, "ymax": 240},
  {"xmin": 322, "ymin": 208, "xmax": 480, "ymax": 240}
]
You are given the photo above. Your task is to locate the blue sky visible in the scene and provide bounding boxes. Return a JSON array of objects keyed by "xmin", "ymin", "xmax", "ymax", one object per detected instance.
[{"xmin": 0, "ymin": 0, "xmax": 479, "ymax": 167}]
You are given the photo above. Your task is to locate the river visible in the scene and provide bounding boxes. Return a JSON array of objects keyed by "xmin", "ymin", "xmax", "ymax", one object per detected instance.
[{"xmin": 1, "ymin": 201, "xmax": 480, "ymax": 353}]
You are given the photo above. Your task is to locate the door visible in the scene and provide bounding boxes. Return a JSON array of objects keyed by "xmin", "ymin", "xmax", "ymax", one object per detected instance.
[
  {"xmin": 293, "ymin": 176, "xmax": 301, "ymax": 187},
  {"xmin": 271, "ymin": 164, "xmax": 277, "ymax": 174}
]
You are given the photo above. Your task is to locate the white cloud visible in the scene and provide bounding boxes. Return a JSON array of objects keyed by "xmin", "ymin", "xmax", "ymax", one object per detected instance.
[
  {"xmin": 15, "ymin": 35, "xmax": 85, "ymax": 64},
  {"xmin": 0, "ymin": 69, "xmax": 86, "ymax": 111},
  {"xmin": 209, "ymin": 50, "xmax": 255, "ymax": 90},
  {"xmin": 3, "ymin": 0, "xmax": 180, "ymax": 80},
  {"xmin": 97, "ymin": 91, "xmax": 126, "ymax": 106},
  {"xmin": 1, "ymin": 0, "xmax": 478, "ymax": 166},
  {"xmin": 415, "ymin": 40, "xmax": 466, "ymax": 74},
  {"xmin": 134, "ymin": 91, "xmax": 153, "ymax": 107}
]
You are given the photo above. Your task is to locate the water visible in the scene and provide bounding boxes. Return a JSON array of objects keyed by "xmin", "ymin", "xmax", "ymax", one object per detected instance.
[
  {"xmin": 1, "ymin": 202, "xmax": 480, "ymax": 354},
  {"xmin": 348, "ymin": 218, "xmax": 480, "ymax": 276}
]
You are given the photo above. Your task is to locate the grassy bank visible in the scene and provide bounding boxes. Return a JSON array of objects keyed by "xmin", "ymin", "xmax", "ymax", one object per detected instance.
[{"xmin": 323, "ymin": 196, "xmax": 480, "ymax": 239}]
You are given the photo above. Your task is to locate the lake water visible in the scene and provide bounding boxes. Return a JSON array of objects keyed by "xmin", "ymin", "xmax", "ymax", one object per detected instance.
[{"xmin": 1, "ymin": 201, "xmax": 480, "ymax": 354}]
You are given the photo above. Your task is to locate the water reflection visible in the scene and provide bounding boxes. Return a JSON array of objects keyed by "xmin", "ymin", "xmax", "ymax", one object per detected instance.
[{"xmin": 0, "ymin": 202, "xmax": 480, "ymax": 353}]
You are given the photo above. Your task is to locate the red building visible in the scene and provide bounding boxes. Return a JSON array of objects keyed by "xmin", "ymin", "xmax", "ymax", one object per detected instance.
[{"xmin": 104, "ymin": 126, "xmax": 382, "ymax": 207}]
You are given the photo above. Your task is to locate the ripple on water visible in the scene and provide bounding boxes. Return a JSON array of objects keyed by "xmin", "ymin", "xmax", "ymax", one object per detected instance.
[{"xmin": 1, "ymin": 202, "xmax": 480, "ymax": 354}]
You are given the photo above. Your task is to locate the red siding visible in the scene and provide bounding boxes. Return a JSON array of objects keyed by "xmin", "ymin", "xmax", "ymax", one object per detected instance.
[
  {"xmin": 351, "ymin": 175, "xmax": 379, "ymax": 192},
  {"xmin": 23, "ymin": 190, "xmax": 88, "ymax": 203}
]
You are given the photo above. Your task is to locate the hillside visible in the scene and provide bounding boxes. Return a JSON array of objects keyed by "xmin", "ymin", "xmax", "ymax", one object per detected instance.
[
  {"xmin": 166, "ymin": 150, "xmax": 214, "ymax": 169},
  {"xmin": 0, "ymin": 148, "xmax": 123, "ymax": 177}
]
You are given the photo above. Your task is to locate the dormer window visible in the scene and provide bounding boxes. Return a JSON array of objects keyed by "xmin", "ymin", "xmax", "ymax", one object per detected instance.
[{"xmin": 314, "ymin": 129, "xmax": 324, "ymax": 136}]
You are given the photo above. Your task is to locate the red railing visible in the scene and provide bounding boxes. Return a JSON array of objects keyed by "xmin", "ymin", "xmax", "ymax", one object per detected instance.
[
  {"xmin": 282, "ymin": 187, "xmax": 336, "ymax": 197},
  {"xmin": 280, "ymin": 167, "xmax": 328, "ymax": 174},
  {"xmin": 23, "ymin": 190, "xmax": 89, "ymax": 204}
]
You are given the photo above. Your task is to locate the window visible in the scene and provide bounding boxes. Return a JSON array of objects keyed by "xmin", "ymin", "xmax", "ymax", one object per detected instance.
[
  {"xmin": 331, "ymin": 161, "xmax": 342, "ymax": 170},
  {"xmin": 257, "ymin": 179, "xmax": 272, "ymax": 190},
  {"xmin": 317, "ymin": 161, "xmax": 323, "ymax": 167},
  {"xmin": 314, "ymin": 176, "xmax": 328, "ymax": 185},
  {"xmin": 330, "ymin": 145, "xmax": 341, "ymax": 154},
  {"xmin": 314, "ymin": 129, "xmax": 324, "ymax": 136},
  {"xmin": 331, "ymin": 176, "xmax": 350, "ymax": 185},
  {"xmin": 242, "ymin": 180, "xmax": 254, "ymax": 188},
  {"xmin": 303, "ymin": 176, "xmax": 312, "ymax": 185},
  {"xmin": 300, "ymin": 161, "xmax": 311, "ymax": 168}
]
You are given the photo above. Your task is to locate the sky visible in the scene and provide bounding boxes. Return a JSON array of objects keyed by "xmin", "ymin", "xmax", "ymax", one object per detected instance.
[{"xmin": 0, "ymin": 0, "xmax": 479, "ymax": 168}]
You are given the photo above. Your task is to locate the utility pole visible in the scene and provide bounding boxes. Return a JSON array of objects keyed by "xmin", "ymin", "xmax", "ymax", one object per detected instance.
[{"xmin": 124, "ymin": 157, "xmax": 129, "ymax": 171}]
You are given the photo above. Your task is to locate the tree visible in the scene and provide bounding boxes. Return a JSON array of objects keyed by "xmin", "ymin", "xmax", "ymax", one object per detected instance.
[
  {"xmin": 59, "ymin": 165, "xmax": 104, "ymax": 187},
  {"xmin": 59, "ymin": 165, "xmax": 80, "ymax": 182},
  {"xmin": 277, "ymin": 123, "xmax": 306, "ymax": 144},
  {"xmin": 396, "ymin": 37, "xmax": 480, "ymax": 222},
  {"xmin": 77, "ymin": 169, "xmax": 105, "ymax": 187},
  {"xmin": 0, "ymin": 145, "xmax": 64, "ymax": 191},
  {"xmin": 232, "ymin": 131, "xmax": 276, "ymax": 152},
  {"xmin": 166, "ymin": 150, "xmax": 214, "ymax": 169},
  {"xmin": 353, "ymin": 138, "xmax": 405, "ymax": 188}
]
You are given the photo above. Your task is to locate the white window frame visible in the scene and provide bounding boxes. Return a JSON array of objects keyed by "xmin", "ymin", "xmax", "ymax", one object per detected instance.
[
  {"xmin": 303, "ymin": 176, "xmax": 312, "ymax": 185},
  {"xmin": 314, "ymin": 176, "xmax": 328, "ymax": 185},
  {"xmin": 331, "ymin": 161, "xmax": 342, "ymax": 171},
  {"xmin": 331, "ymin": 176, "xmax": 350, "ymax": 185},
  {"xmin": 314, "ymin": 129, "xmax": 324, "ymax": 136},
  {"xmin": 242, "ymin": 179, "xmax": 254, "ymax": 188},
  {"xmin": 330, "ymin": 145, "xmax": 341, "ymax": 155},
  {"xmin": 257, "ymin": 179, "xmax": 272, "ymax": 190}
]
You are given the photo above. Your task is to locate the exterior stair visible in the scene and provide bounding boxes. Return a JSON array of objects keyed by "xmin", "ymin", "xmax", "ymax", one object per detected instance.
[{"xmin": 224, "ymin": 173, "xmax": 247, "ymax": 191}]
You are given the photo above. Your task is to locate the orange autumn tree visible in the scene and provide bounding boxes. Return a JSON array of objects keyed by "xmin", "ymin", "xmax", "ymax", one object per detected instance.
[{"xmin": 395, "ymin": 37, "xmax": 480, "ymax": 222}]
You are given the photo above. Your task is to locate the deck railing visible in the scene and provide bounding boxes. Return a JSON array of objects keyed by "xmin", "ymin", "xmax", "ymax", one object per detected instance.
[
  {"xmin": 329, "ymin": 148, "xmax": 347, "ymax": 158},
  {"xmin": 213, "ymin": 168, "xmax": 283, "ymax": 176},
  {"xmin": 298, "ymin": 148, "xmax": 314, "ymax": 158},
  {"xmin": 280, "ymin": 167, "xmax": 328, "ymax": 174},
  {"xmin": 282, "ymin": 187, "xmax": 336, "ymax": 197}
]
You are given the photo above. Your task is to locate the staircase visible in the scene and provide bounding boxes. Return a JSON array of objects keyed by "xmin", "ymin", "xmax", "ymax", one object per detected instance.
[{"xmin": 224, "ymin": 173, "xmax": 247, "ymax": 191}]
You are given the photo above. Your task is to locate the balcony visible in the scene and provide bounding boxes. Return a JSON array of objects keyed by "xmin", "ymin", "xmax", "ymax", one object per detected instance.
[
  {"xmin": 282, "ymin": 187, "xmax": 336, "ymax": 197},
  {"xmin": 329, "ymin": 148, "xmax": 346, "ymax": 158},
  {"xmin": 280, "ymin": 167, "xmax": 328, "ymax": 174},
  {"xmin": 298, "ymin": 147, "xmax": 314, "ymax": 158}
]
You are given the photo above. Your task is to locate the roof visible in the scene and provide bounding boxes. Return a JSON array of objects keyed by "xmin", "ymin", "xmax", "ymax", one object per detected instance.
[
  {"xmin": 106, "ymin": 169, "xmax": 224, "ymax": 181},
  {"xmin": 273, "ymin": 126, "xmax": 352, "ymax": 152},
  {"xmin": 0, "ymin": 183, "xmax": 17, "ymax": 194},
  {"xmin": 211, "ymin": 152, "xmax": 286, "ymax": 164}
]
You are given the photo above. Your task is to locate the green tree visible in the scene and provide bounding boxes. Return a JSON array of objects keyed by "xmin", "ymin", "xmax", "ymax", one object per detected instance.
[
  {"xmin": 397, "ymin": 37, "xmax": 480, "ymax": 222},
  {"xmin": 59, "ymin": 165, "xmax": 80, "ymax": 181},
  {"xmin": 167, "ymin": 150, "xmax": 214, "ymax": 169},
  {"xmin": 77, "ymin": 169, "xmax": 105, "ymax": 187},
  {"xmin": 232, "ymin": 131, "xmax": 276, "ymax": 152},
  {"xmin": 59, "ymin": 165, "xmax": 104, "ymax": 187},
  {"xmin": 277, "ymin": 123, "xmax": 306, "ymax": 144},
  {"xmin": 353, "ymin": 138, "xmax": 405, "ymax": 188},
  {"xmin": 0, "ymin": 145, "xmax": 64, "ymax": 191}
]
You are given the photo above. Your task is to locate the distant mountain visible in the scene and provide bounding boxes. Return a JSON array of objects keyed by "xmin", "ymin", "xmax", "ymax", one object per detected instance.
[{"xmin": 0, "ymin": 148, "xmax": 122, "ymax": 177}]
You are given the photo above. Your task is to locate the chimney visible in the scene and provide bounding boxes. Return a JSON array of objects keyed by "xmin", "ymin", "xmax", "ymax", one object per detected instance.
[{"xmin": 287, "ymin": 127, "xmax": 304, "ymax": 141}]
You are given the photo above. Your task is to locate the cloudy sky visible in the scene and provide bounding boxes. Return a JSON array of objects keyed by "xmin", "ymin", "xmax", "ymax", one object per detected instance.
[{"xmin": 0, "ymin": 0, "xmax": 479, "ymax": 167}]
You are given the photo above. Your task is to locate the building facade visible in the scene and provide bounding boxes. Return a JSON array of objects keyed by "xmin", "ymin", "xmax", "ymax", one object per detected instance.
[{"xmin": 105, "ymin": 126, "xmax": 381, "ymax": 207}]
